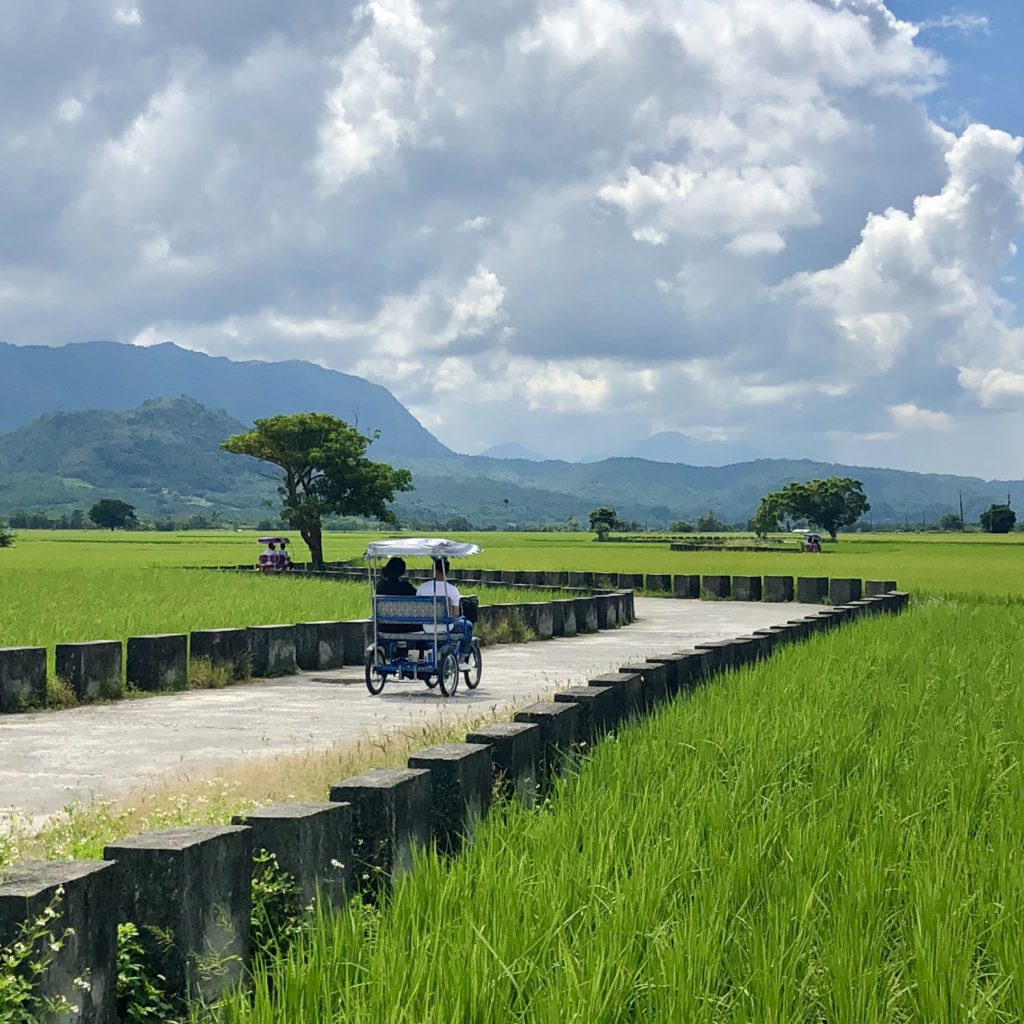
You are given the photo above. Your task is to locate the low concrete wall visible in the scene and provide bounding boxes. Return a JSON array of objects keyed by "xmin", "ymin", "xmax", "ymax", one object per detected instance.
[{"xmin": 3, "ymin": 589, "xmax": 909, "ymax": 1014}]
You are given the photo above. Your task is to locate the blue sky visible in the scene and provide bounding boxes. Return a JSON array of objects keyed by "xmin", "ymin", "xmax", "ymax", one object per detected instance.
[{"xmin": 1, "ymin": 1, "xmax": 1024, "ymax": 477}]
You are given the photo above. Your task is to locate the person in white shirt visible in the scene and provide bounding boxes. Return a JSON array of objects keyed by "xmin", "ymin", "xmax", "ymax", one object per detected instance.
[{"xmin": 416, "ymin": 557, "xmax": 472, "ymax": 652}]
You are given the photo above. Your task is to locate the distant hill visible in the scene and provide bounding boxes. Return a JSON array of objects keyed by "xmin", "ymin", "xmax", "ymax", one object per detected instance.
[
  {"xmin": 479, "ymin": 442, "xmax": 546, "ymax": 461},
  {"xmin": 1, "ymin": 394, "xmax": 1022, "ymax": 528},
  {"xmin": 0, "ymin": 397, "xmax": 273, "ymax": 518},
  {"xmin": 619, "ymin": 431, "xmax": 762, "ymax": 466},
  {"xmin": 0, "ymin": 341, "xmax": 452, "ymax": 458}
]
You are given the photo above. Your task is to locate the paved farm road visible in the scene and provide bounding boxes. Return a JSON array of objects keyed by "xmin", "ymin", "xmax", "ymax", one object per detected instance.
[{"xmin": 0, "ymin": 598, "xmax": 821, "ymax": 829}]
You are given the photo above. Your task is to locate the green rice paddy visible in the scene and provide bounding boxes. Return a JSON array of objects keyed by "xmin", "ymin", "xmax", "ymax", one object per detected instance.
[{"xmin": 220, "ymin": 598, "xmax": 1024, "ymax": 1023}]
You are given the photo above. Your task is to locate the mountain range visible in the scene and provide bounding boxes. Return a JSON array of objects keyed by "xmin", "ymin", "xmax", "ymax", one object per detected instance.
[
  {"xmin": 0, "ymin": 341, "xmax": 1021, "ymax": 527},
  {"xmin": 0, "ymin": 341, "xmax": 449, "ymax": 458}
]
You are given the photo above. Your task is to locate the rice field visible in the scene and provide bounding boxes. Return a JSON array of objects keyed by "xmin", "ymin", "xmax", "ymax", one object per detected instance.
[
  {"xmin": 0, "ymin": 533, "xmax": 561, "ymax": 650},
  {"xmin": 220, "ymin": 598, "xmax": 1024, "ymax": 1023}
]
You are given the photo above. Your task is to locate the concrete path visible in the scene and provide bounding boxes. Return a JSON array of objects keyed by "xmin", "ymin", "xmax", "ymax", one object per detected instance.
[{"xmin": 0, "ymin": 599, "xmax": 821, "ymax": 828}]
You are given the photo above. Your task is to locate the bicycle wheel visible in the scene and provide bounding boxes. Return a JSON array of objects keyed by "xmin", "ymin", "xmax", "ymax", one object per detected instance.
[
  {"xmin": 365, "ymin": 647, "xmax": 386, "ymax": 695},
  {"xmin": 463, "ymin": 641, "xmax": 482, "ymax": 689},
  {"xmin": 438, "ymin": 652, "xmax": 460, "ymax": 697}
]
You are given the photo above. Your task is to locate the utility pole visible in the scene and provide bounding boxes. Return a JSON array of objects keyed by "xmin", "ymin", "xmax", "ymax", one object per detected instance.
[{"xmin": 959, "ymin": 491, "xmax": 965, "ymax": 532}]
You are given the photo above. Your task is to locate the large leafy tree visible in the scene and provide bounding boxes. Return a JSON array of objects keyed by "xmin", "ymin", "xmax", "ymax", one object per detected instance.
[
  {"xmin": 222, "ymin": 413, "xmax": 413, "ymax": 569},
  {"xmin": 980, "ymin": 503, "xmax": 1016, "ymax": 534},
  {"xmin": 759, "ymin": 477, "xmax": 870, "ymax": 541},
  {"xmin": 88, "ymin": 498, "xmax": 137, "ymax": 531},
  {"xmin": 589, "ymin": 506, "xmax": 618, "ymax": 541}
]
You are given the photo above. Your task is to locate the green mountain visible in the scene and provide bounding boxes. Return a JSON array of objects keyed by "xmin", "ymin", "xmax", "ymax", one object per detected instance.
[
  {"xmin": 1, "ymin": 395, "xmax": 1020, "ymax": 528},
  {"xmin": 0, "ymin": 397, "xmax": 273, "ymax": 519},
  {"xmin": 0, "ymin": 341, "xmax": 451, "ymax": 458}
]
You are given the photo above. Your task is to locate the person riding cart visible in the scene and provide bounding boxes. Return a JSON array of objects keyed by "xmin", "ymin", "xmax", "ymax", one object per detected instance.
[{"xmin": 363, "ymin": 538, "xmax": 483, "ymax": 697}]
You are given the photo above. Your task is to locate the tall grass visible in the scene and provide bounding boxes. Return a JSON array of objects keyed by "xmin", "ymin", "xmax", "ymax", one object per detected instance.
[
  {"xmin": 0, "ymin": 568, "xmax": 560, "ymax": 651},
  {"xmin": 6, "ymin": 528, "xmax": 1024, "ymax": 598},
  {"xmin": 219, "ymin": 600, "xmax": 1024, "ymax": 1023}
]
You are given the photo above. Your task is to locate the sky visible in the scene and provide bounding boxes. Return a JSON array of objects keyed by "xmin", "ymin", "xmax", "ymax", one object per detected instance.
[{"xmin": 1, "ymin": 0, "xmax": 1023, "ymax": 477}]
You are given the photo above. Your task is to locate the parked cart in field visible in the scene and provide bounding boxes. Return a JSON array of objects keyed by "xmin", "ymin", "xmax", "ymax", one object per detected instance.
[{"xmin": 363, "ymin": 538, "xmax": 483, "ymax": 697}]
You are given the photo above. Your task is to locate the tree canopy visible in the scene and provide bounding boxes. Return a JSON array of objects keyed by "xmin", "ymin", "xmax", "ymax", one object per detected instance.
[
  {"xmin": 754, "ymin": 477, "xmax": 870, "ymax": 540},
  {"xmin": 980, "ymin": 503, "xmax": 1016, "ymax": 534},
  {"xmin": 589, "ymin": 506, "xmax": 619, "ymax": 540},
  {"xmin": 88, "ymin": 498, "xmax": 137, "ymax": 531},
  {"xmin": 222, "ymin": 413, "xmax": 413, "ymax": 569}
]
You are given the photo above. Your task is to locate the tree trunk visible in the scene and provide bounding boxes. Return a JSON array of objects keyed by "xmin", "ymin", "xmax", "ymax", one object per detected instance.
[{"xmin": 301, "ymin": 525, "xmax": 325, "ymax": 571}]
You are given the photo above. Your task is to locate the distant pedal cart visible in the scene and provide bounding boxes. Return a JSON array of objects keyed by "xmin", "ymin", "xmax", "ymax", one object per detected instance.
[
  {"xmin": 364, "ymin": 538, "xmax": 482, "ymax": 698},
  {"xmin": 258, "ymin": 536, "xmax": 292, "ymax": 572}
]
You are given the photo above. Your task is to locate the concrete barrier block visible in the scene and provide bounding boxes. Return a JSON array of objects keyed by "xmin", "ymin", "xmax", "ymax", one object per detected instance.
[
  {"xmin": 0, "ymin": 647, "xmax": 47, "ymax": 712},
  {"xmin": 554, "ymin": 685, "xmax": 617, "ymax": 743},
  {"xmin": 589, "ymin": 671, "xmax": 643, "ymax": 721},
  {"xmin": 245, "ymin": 625, "xmax": 297, "ymax": 677},
  {"xmin": 407, "ymin": 744, "xmax": 492, "ymax": 855},
  {"xmin": 543, "ymin": 571, "xmax": 570, "ymax": 587},
  {"xmin": 104, "ymin": 826, "xmax": 251, "ymax": 1006},
  {"xmin": 644, "ymin": 573, "xmax": 671, "ymax": 593},
  {"xmin": 339, "ymin": 620, "xmax": 373, "ymax": 665},
  {"xmin": 865, "ymin": 579, "xmax": 898, "ymax": 597},
  {"xmin": 829, "ymin": 578, "xmax": 863, "ymax": 605},
  {"xmin": 763, "ymin": 576, "xmax": 795, "ymax": 602},
  {"xmin": 55, "ymin": 641, "xmax": 123, "ymax": 702},
  {"xmin": 294, "ymin": 621, "xmax": 346, "ymax": 671},
  {"xmin": 465, "ymin": 722, "xmax": 541, "ymax": 806},
  {"xmin": 550, "ymin": 599, "xmax": 565, "ymax": 638},
  {"xmin": 694, "ymin": 639, "xmax": 742, "ymax": 672},
  {"xmin": 615, "ymin": 573, "xmax": 644, "ymax": 590},
  {"xmin": 0, "ymin": 859, "xmax": 119, "ymax": 1023},
  {"xmin": 329, "ymin": 769, "xmax": 431, "ymax": 893},
  {"xmin": 549, "ymin": 598, "xmax": 577, "ymax": 637},
  {"xmin": 573, "ymin": 597, "xmax": 599, "ymax": 633},
  {"xmin": 520, "ymin": 603, "xmax": 554, "ymax": 640},
  {"xmin": 734, "ymin": 635, "xmax": 770, "ymax": 661},
  {"xmin": 514, "ymin": 702, "xmax": 579, "ymax": 781},
  {"xmin": 702, "ymin": 575, "xmax": 731, "ymax": 600},
  {"xmin": 231, "ymin": 803, "xmax": 352, "ymax": 910},
  {"xmin": 618, "ymin": 662, "xmax": 669, "ymax": 710},
  {"xmin": 732, "ymin": 576, "xmax": 762, "ymax": 602},
  {"xmin": 594, "ymin": 594, "xmax": 618, "ymax": 629},
  {"xmin": 664, "ymin": 651, "xmax": 709, "ymax": 693},
  {"xmin": 567, "ymin": 571, "xmax": 595, "ymax": 588},
  {"xmin": 673, "ymin": 574, "xmax": 701, "ymax": 599},
  {"xmin": 797, "ymin": 577, "xmax": 830, "ymax": 604},
  {"xmin": 645, "ymin": 654, "xmax": 691, "ymax": 699},
  {"xmin": 126, "ymin": 635, "xmax": 187, "ymax": 692},
  {"xmin": 189, "ymin": 629, "xmax": 249, "ymax": 680}
]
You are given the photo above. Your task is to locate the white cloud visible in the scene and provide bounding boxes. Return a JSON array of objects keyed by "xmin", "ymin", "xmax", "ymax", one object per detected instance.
[
  {"xmin": 315, "ymin": 0, "xmax": 438, "ymax": 190},
  {"xmin": 919, "ymin": 13, "xmax": 989, "ymax": 35},
  {"xmin": 2, "ymin": 0, "xmax": 1024, "ymax": 473},
  {"xmin": 888, "ymin": 402, "xmax": 954, "ymax": 430},
  {"xmin": 958, "ymin": 367, "xmax": 1024, "ymax": 408},
  {"xmin": 114, "ymin": 5, "xmax": 142, "ymax": 27}
]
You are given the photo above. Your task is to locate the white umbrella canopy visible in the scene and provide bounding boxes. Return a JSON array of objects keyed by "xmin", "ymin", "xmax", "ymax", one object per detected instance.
[{"xmin": 364, "ymin": 537, "xmax": 483, "ymax": 560}]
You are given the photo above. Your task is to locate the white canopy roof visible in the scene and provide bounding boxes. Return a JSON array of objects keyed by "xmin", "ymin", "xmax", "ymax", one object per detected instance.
[{"xmin": 364, "ymin": 537, "xmax": 482, "ymax": 560}]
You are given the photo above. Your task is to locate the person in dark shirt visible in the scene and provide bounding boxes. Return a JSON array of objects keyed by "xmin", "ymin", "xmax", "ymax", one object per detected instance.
[
  {"xmin": 376, "ymin": 557, "xmax": 418, "ymax": 639},
  {"xmin": 376, "ymin": 557, "xmax": 415, "ymax": 596}
]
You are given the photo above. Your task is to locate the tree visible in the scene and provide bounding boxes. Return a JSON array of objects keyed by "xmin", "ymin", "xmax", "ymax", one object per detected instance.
[
  {"xmin": 88, "ymin": 498, "xmax": 137, "ymax": 531},
  {"xmin": 750, "ymin": 495, "xmax": 782, "ymax": 539},
  {"xmin": 0, "ymin": 527, "xmax": 14, "ymax": 548},
  {"xmin": 937, "ymin": 512, "xmax": 963, "ymax": 532},
  {"xmin": 696, "ymin": 509, "xmax": 727, "ymax": 533},
  {"xmin": 759, "ymin": 477, "xmax": 870, "ymax": 540},
  {"xmin": 980, "ymin": 503, "xmax": 1016, "ymax": 534},
  {"xmin": 589, "ymin": 506, "xmax": 618, "ymax": 541},
  {"xmin": 669, "ymin": 520, "xmax": 695, "ymax": 533},
  {"xmin": 222, "ymin": 413, "xmax": 413, "ymax": 569}
]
